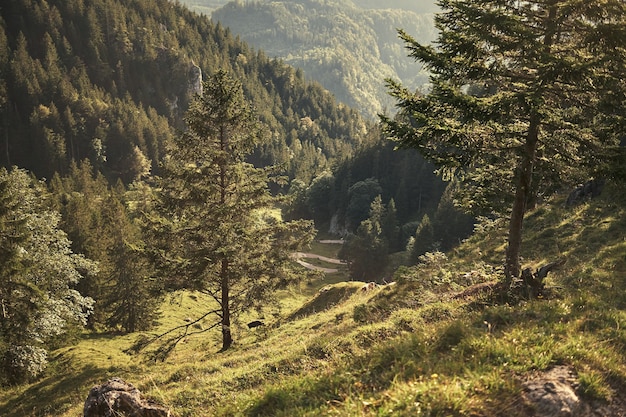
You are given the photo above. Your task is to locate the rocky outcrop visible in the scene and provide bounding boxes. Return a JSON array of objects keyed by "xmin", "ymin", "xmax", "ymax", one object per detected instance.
[
  {"xmin": 565, "ymin": 179, "xmax": 605, "ymax": 208},
  {"xmin": 521, "ymin": 366, "xmax": 625, "ymax": 417},
  {"xmin": 188, "ymin": 62, "xmax": 203, "ymax": 97},
  {"xmin": 83, "ymin": 377, "xmax": 170, "ymax": 417}
]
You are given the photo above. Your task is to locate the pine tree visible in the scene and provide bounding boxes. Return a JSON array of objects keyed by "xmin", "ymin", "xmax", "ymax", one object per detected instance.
[
  {"xmin": 381, "ymin": 198, "xmax": 400, "ymax": 252},
  {"xmin": 339, "ymin": 195, "xmax": 389, "ymax": 281},
  {"xmin": 409, "ymin": 213, "xmax": 435, "ymax": 263},
  {"xmin": 102, "ymin": 182, "xmax": 160, "ymax": 333},
  {"xmin": 381, "ymin": 0, "xmax": 626, "ymax": 285},
  {"xmin": 152, "ymin": 70, "xmax": 314, "ymax": 351}
]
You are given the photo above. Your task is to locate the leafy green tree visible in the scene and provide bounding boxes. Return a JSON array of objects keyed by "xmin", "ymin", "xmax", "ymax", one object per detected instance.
[
  {"xmin": 152, "ymin": 70, "xmax": 314, "ymax": 351},
  {"xmin": 305, "ymin": 171, "xmax": 335, "ymax": 225},
  {"xmin": 382, "ymin": 0, "xmax": 626, "ymax": 284},
  {"xmin": 345, "ymin": 178, "xmax": 383, "ymax": 230},
  {"xmin": 0, "ymin": 167, "xmax": 95, "ymax": 384}
]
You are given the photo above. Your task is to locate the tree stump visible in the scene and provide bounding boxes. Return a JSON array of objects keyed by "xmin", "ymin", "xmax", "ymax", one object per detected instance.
[
  {"xmin": 83, "ymin": 377, "xmax": 170, "ymax": 417},
  {"xmin": 521, "ymin": 259, "xmax": 566, "ymax": 298}
]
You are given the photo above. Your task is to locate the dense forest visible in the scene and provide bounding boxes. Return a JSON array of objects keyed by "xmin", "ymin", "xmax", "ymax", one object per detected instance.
[
  {"xmin": 210, "ymin": 0, "xmax": 436, "ymax": 118},
  {"xmin": 0, "ymin": 0, "xmax": 380, "ymax": 184},
  {"xmin": 182, "ymin": 0, "xmax": 440, "ymax": 17}
]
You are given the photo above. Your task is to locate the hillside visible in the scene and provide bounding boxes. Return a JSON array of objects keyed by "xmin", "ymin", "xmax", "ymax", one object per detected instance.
[
  {"xmin": 181, "ymin": 0, "xmax": 440, "ymax": 16},
  {"xmin": 0, "ymin": 0, "xmax": 374, "ymax": 184},
  {"xmin": 210, "ymin": 0, "xmax": 437, "ymax": 118},
  {"xmin": 2, "ymin": 185, "xmax": 624, "ymax": 416}
]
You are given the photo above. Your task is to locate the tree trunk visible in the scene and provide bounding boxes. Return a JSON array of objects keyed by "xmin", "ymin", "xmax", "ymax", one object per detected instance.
[
  {"xmin": 218, "ymin": 123, "xmax": 232, "ymax": 351},
  {"xmin": 504, "ymin": 3, "xmax": 557, "ymax": 287},
  {"xmin": 505, "ymin": 114, "xmax": 540, "ymax": 286},
  {"xmin": 220, "ymin": 258, "xmax": 232, "ymax": 351}
]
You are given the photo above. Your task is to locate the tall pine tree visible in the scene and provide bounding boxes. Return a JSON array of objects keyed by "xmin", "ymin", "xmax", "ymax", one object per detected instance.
[
  {"xmin": 382, "ymin": 0, "xmax": 626, "ymax": 284},
  {"xmin": 152, "ymin": 70, "xmax": 314, "ymax": 351}
]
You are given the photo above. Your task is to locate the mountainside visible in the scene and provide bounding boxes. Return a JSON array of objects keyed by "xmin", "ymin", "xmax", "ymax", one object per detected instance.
[
  {"xmin": 352, "ymin": 0, "xmax": 440, "ymax": 13},
  {"xmin": 1, "ymin": 185, "xmax": 624, "ymax": 416},
  {"xmin": 182, "ymin": 0, "xmax": 440, "ymax": 16},
  {"xmin": 0, "ymin": 0, "xmax": 374, "ymax": 184},
  {"xmin": 210, "ymin": 0, "xmax": 437, "ymax": 118}
]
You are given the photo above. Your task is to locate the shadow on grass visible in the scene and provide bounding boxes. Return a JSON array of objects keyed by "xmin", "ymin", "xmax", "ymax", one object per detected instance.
[{"xmin": 0, "ymin": 364, "xmax": 107, "ymax": 417}]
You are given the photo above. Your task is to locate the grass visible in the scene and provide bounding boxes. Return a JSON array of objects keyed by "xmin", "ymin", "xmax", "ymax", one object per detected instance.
[{"xmin": 2, "ymin": 185, "xmax": 626, "ymax": 416}]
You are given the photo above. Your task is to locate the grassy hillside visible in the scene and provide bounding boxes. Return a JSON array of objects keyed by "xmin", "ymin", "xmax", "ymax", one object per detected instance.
[{"xmin": 1, "ymin": 185, "xmax": 625, "ymax": 416}]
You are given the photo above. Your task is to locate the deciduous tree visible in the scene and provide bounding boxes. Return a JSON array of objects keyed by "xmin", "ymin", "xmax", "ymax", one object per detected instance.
[{"xmin": 0, "ymin": 167, "xmax": 95, "ymax": 384}]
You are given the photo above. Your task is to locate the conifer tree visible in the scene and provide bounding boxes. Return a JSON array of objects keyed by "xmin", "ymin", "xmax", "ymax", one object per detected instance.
[
  {"xmin": 382, "ymin": 0, "xmax": 626, "ymax": 284},
  {"xmin": 409, "ymin": 213, "xmax": 435, "ymax": 263},
  {"xmin": 339, "ymin": 195, "xmax": 389, "ymax": 281},
  {"xmin": 152, "ymin": 70, "xmax": 314, "ymax": 351},
  {"xmin": 102, "ymin": 182, "xmax": 160, "ymax": 333}
]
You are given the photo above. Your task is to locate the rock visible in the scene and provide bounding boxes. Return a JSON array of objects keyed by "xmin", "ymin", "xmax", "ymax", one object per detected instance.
[
  {"xmin": 565, "ymin": 179, "xmax": 605, "ymax": 208},
  {"xmin": 522, "ymin": 366, "xmax": 589, "ymax": 417},
  {"xmin": 247, "ymin": 320, "xmax": 265, "ymax": 329},
  {"xmin": 188, "ymin": 62, "xmax": 202, "ymax": 97},
  {"xmin": 83, "ymin": 377, "xmax": 170, "ymax": 417}
]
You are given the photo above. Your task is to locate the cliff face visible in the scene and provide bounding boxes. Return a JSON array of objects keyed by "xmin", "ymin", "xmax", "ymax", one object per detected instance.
[{"xmin": 188, "ymin": 63, "xmax": 203, "ymax": 98}]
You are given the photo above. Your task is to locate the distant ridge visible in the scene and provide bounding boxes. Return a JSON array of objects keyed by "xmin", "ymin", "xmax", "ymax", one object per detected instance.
[{"xmin": 209, "ymin": 0, "xmax": 437, "ymax": 118}]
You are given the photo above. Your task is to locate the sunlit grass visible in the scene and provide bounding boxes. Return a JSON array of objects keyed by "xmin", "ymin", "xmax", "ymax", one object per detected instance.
[{"xmin": 2, "ymin": 186, "xmax": 626, "ymax": 416}]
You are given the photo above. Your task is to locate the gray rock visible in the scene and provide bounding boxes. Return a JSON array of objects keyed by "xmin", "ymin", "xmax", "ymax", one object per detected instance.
[
  {"xmin": 83, "ymin": 377, "xmax": 170, "ymax": 417},
  {"xmin": 522, "ymin": 366, "xmax": 588, "ymax": 417}
]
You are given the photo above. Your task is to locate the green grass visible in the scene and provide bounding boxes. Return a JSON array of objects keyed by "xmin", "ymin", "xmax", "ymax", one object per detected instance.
[{"xmin": 2, "ymin": 186, "xmax": 626, "ymax": 416}]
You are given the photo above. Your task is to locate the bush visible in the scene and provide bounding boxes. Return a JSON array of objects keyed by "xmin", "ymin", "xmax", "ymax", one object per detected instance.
[{"xmin": 3, "ymin": 345, "xmax": 48, "ymax": 384}]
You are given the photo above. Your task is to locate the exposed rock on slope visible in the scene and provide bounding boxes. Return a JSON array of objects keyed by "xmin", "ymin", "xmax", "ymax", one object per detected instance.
[{"xmin": 83, "ymin": 378, "xmax": 170, "ymax": 417}]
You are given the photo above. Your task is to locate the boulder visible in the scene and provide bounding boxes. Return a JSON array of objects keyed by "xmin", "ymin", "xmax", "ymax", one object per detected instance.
[
  {"xmin": 565, "ymin": 179, "xmax": 605, "ymax": 208},
  {"xmin": 83, "ymin": 377, "xmax": 170, "ymax": 417}
]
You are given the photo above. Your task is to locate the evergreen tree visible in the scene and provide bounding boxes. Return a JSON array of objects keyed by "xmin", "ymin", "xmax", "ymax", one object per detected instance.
[
  {"xmin": 382, "ymin": 0, "xmax": 626, "ymax": 284},
  {"xmin": 432, "ymin": 182, "xmax": 474, "ymax": 252},
  {"xmin": 381, "ymin": 198, "xmax": 400, "ymax": 252},
  {"xmin": 102, "ymin": 182, "xmax": 160, "ymax": 333},
  {"xmin": 0, "ymin": 168, "xmax": 95, "ymax": 384},
  {"xmin": 339, "ymin": 195, "xmax": 389, "ymax": 281},
  {"xmin": 409, "ymin": 213, "xmax": 435, "ymax": 263},
  {"xmin": 152, "ymin": 70, "xmax": 314, "ymax": 351},
  {"xmin": 53, "ymin": 160, "xmax": 109, "ymax": 327}
]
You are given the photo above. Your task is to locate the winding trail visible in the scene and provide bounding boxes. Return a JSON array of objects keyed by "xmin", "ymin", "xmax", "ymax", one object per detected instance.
[{"xmin": 293, "ymin": 251, "xmax": 346, "ymax": 273}]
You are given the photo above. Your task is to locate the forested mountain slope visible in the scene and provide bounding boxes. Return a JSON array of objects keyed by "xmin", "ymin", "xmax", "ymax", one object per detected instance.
[
  {"xmin": 182, "ymin": 0, "xmax": 440, "ymax": 16},
  {"xmin": 0, "ymin": 0, "xmax": 374, "ymax": 184},
  {"xmin": 210, "ymin": 0, "xmax": 436, "ymax": 118}
]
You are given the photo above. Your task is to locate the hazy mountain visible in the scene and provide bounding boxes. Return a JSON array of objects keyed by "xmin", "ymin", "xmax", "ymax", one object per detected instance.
[
  {"xmin": 181, "ymin": 0, "xmax": 440, "ymax": 15},
  {"xmin": 207, "ymin": 0, "xmax": 436, "ymax": 118},
  {"xmin": 352, "ymin": 0, "xmax": 440, "ymax": 13}
]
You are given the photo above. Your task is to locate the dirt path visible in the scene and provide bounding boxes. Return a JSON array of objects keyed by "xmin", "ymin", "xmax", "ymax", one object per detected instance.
[
  {"xmin": 294, "ymin": 252, "xmax": 346, "ymax": 265},
  {"xmin": 293, "ymin": 252, "xmax": 346, "ymax": 273}
]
